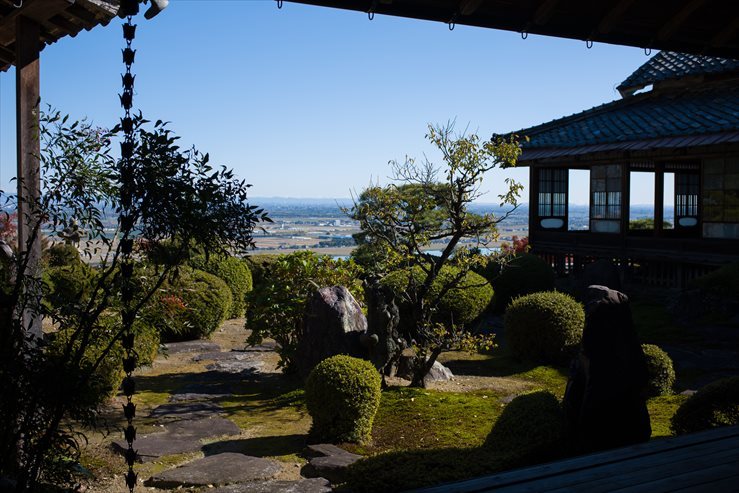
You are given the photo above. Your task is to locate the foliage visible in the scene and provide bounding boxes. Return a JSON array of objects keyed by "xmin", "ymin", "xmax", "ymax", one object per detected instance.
[
  {"xmin": 641, "ymin": 344, "xmax": 676, "ymax": 397},
  {"xmin": 629, "ymin": 217, "xmax": 672, "ymax": 230},
  {"xmin": 0, "ymin": 108, "xmax": 266, "ymax": 491},
  {"xmin": 346, "ymin": 122, "xmax": 521, "ymax": 386},
  {"xmin": 44, "ymin": 243, "xmax": 82, "ymax": 267},
  {"xmin": 499, "ymin": 235, "xmax": 529, "ymax": 254},
  {"xmin": 190, "ymin": 254, "xmax": 253, "ymax": 318},
  {"xmin": 482, "ymin": 252, "xmax": 555, "ymax": 312},
  {"xmin": 689, "ymin": 262, "xmax": 739, "ymax": 302},
  {"xmin": 381, "ymin": 265, "xmax": 493, "ymax": 328},
  {"xmin": 150, "ymin": 269, "xmax": 232, "ymax": 342},
  {"xmin": 0, "ymin": 210, "xmax": 17, "ymax": 243},
  {"xmin": 504, "ymin": 292, "xmax": 584, "ymax": 364},
  {"xmin": 244, "ymin": 254, "xmax": 282, "ymax": 291},
  {"xmin": 245, "ymin": 251, "xmax": 363, "ymax": 372},
  {"xmin": 305, "ymin": 355, "xmax": 381, "ymax": 444},
  {"xmin": 43, "ymin": 263, "xmax": 96, "ymax": 311},
  {"xmin": 671, "ymin": 376, "xmax": 739, "ymax": 435},
  {"xmin": 485, "ymin": 390, "xmax": 565, "ymax": 463}
]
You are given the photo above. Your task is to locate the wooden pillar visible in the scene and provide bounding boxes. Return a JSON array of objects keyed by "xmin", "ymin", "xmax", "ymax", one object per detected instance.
[
  {"xmin": 654, "ymin": 163, "xmax": 664, "ymax": 237},
  {"xmin": 620, "ymin": 164, "xmax": 630, "ymax": 235},
  {"xmin": 529, "ymin": 166, "xmax": 538, "ymax": 243},
  {"xmin": 15, "ymin": 16, "xmax": 42, "ymax": 338}
]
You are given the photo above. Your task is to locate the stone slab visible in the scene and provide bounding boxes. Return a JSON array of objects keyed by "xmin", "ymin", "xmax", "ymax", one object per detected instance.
[
  {"xmin": 210, "ymin": 478, "xmax": 332, "ymax": 493},
  {"xmin": 145, "ymin": 453, "xmax": 282, "ymax": 488},
  {"xmin": 304, "ymin": 444, "xmax": 362, "ymax": 484},
  {"xmin": 112, "ymin": 417, "xmax": 241, "ymax": 462},
  {"xmin": 163, "ymin": 340, "xmax": 221, "ymax": 354},
  {"xmin": 307, "ymin": 443, "xmax": 359, "ymax": 459},
  {"xmin": 149, "ymin": 401, "xmax": 222, "ymax": 420},
  {"xmin": 205, "ymin": 358, "xmax": 264, "ymax": 374},
  {"xmin": 194, "ymin": 351, "xmax": 253, "ymax": 362},
  {"xmin": 169, "ymin": 392, "xmax": 230, "ymax": 402},
  {"xmin": 241, "ymin": 341, "xmax": 278, "ymax": 352}
]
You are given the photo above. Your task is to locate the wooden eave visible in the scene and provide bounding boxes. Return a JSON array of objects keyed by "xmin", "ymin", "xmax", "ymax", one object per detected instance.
[
  {"xmin": 0, "ymin": 0, "xmax": 118, "ymax": 71},
  {"xmin": 287, "ymin": 0, "xmax": 739, "ymax": 59}
]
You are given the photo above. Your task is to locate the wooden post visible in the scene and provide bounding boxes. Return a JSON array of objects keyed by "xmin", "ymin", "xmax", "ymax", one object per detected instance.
[
  {"xmin": 529, "ymin": 166, "xmax": 538, "ymax": 243},
  {"xmin": 15, "ymin": 15, "xmax": 42, "ymax": 338},
  {"xmin": 654, "ymin": 163, "xmax": 664, "ymax": 237},
  {"xmin": 620, "ymin": 164, "xmax": 630, "ymax": 235}
]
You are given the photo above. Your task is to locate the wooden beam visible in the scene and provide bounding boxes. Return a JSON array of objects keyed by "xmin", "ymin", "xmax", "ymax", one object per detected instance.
[
  {"xmin": 459, "ymin": 0, "xmax": 484, "ymax": 17},
  {"xmin": 0, "ymin": 44, "xmax": 14, "ymax": 64},
  {"xmin": 0, "ymin": 0, "xmax": 72, "ymax": 44},
  {"xmin": 532, "ymin": 0, "xmax": 561, "ymax": 26},
  {"xmin": 657, "ymin": 0, "xmax": 707, "ymax": 42},
  {"xmin": 594, "ymin": 0, "xmax": 636, "ymax": 35},
  {"xmin": 15, "ymin": 15, "xmax": 42, "ymax": 338}
]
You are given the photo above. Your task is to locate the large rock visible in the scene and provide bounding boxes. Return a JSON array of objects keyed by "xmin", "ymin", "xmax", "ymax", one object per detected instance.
[
  {"xmin": 211, "ymin": 479, "xmax": 332, "ymax": 493},
  {"xmin": 303, "ymin": 443, "xmax": 362, "ymax": 484},
  {"xmin": 365, "ymin": 280, "xmax": 404, "ymax": 375},
  {"xmin": 396, "ymin": 348, "xmax": 454, "ymax": 384},
  {"xmin": 578, "ymin": 259, "xmax": 622, "ymax": 293},
  {"xmin": 145, "ymin": 453, "xmax": 281, "ymax": 488},
  {"xmin": 296, "ymin": 286, "xmax": 369, "ymax": 378}
]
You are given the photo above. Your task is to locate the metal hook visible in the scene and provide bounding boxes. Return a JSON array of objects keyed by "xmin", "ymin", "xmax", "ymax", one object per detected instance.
[
  {"xmin": 644, "ymin": 47, "xmax": 652, "ymax": 56},
  {"xmin": 13, "ymin": 0, "xmax": 22, "ymax": 7},
  {"xmin": 448, "ymin": 12, "xmax": 458, "ymax": 31},
  {"xmin": 368, "ymin": 11, "xmax": 374, "ymax": 20},
  {"xmin": 368, "ymin": 0, "xmax": 377, "ymax": 20},
  {"xmin": 586, "ymin": 39, "xmax": 593, "ymax": 49},
  {"xmin": 276, "ymin": 0, "xmax": 283, "ymax": 9},
  {"xmin": 521, "ymin": 30, "xmax": 528, "ymax": 40}
]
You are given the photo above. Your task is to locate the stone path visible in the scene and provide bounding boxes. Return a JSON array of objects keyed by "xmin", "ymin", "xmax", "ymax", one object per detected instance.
[{"xmin": 108, "ymin": 336, "xmax": 333, "ymax": 492}]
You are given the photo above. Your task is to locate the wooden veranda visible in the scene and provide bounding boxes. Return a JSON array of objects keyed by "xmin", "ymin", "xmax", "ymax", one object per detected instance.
[{"xmin": 412, "ymin": 425, "xmax": 739, "ymax": 493}]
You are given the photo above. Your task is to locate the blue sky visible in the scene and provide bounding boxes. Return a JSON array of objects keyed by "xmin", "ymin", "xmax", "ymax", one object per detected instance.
[{"xmin": 0, "ymin": 1, "xmax": 656, "ymax": 204}]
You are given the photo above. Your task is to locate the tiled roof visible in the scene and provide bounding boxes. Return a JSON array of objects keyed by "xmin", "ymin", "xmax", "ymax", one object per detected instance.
[
  {"xmin": 617, "ymin": 51, "xmax": 739, "ymax": 94},
  {"xmin": 514, "ymin": 84, "xmax": 739, "ymax": 155}
]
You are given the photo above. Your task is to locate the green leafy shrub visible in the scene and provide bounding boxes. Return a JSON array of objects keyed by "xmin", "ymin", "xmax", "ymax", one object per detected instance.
[
  {"xmin": 246, "ymin": 251, "xmax": 363, "ymax": 372},
  {"xmin": 671, "ymin": 376, "xmax": 739, "ymax": 435},
  {"xmin": 190, "ymin": 254, "xmax": 253, "ymax": 318},
  {"xmin": 482, "ymin": 253, "xmax": 555, "ymax": 312},
  {"xmin": 43, "ymin": 263, "xmax": 96, "ymax": 310},
  {"xmin": 44, "ymin": 242, "xmax": 82, "ymax": 267},
  {"xmin": 380, "ymin": 265, "xmax": 493, "ymax": 328},
  {"xmin": 244, "ymin": 254, "xmax": 282, "ymax": 290},
  {"xmin": 153, "ymin": 269, "xmax": 232, "ymax": 342},
  {"xmin": 305, "ymin": 355, "xmax": 381, "ymax": 444},
  {"xmin": 642, "ymin": 344, "xmax": 675, "ymax": 396},
  {"xmin": 485, "ymin": 390, "xmax": 565, "ymax": 463},
  {"xmin": 690, "ymin": 262, "xmax": 739, "ymax": 302},
  {"xmin": 504, "ymin": 291, "xmax": 584, "ymax": 364}
]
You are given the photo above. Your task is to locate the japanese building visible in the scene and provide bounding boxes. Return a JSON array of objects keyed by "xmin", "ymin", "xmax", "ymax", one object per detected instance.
[{"xmin": 514, "ymin": 51, "xmax": 739, "ymax": 287}]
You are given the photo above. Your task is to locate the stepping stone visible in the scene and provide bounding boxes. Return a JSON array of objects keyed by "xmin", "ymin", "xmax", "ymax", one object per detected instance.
[
  {"xmin": 194, "ymin": 351, "xmax": 252, "ymax": 362},
  {"xmin": 206, "ymin": 358, "xmax": 264, "ymax": 374},
  {"xmin": 163, "ymin": 340, "xmax": 221, "ymax": 354},
  {"xmin": 169, "ymin": 392, "xmax": 230, "ymax": 402},
  {"xmin": 149, "ymin": 401, "xmax": 222, "ymax": 420},
  {"xmin": 210, "ymin": 478, "xmax": 332, "ymax": 493},
  {"xmin": 145, "ymin": 453, "xmax": 282, "ymax": 488},
  {"xmin": 304, "ymin": 444, "xmax": 362, "ymax": 484},
  {"xmin": 240, "ymin": 341, "xmax": 278, "ymax": 352},
  {"xmin": 112, "ymin": 417, "xmax": 241, "ymax": 462}
]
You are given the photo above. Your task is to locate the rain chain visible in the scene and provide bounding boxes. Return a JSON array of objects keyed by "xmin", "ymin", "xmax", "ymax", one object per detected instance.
[{"xmin": 118, "ymin": 0, "xmax": 140, "ymax": 491}]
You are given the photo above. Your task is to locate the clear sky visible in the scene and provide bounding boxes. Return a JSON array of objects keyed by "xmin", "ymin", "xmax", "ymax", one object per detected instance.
[{"xmin": 0, "ymin": 1, "xmax": 658, "ymax": 204}]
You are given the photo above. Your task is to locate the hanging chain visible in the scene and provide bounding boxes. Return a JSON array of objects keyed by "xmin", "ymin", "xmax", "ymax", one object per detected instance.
[{"xmin": 119, "ymin": 1, "xmax": 139, "ymax": 491}]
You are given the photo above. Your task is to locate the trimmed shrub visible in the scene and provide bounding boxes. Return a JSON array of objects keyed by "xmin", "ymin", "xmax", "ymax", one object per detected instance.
[
  {"xmin": 485, "ymin": 390, "xmax": 565, "ymax": 463},
  {"xmin": 671, "ymin": 376, "xmax": 739, "ymax": 435},
  {"xmin": 305, "ymin": 355, "xmax": 382, "ymax": 444},
  {"xmin": 504, "ymin": 291, "xmax": 584, "ymax": 364},
  {"xmin": 44, "ymin": 242, "xmax": 82, "ymax": 267},
  {"xmin": 380, "ymin": 265, "xmax": 493, "ymax": 328},
  {"xmin": 153, "ymin": 269, "xmax": 232, "ymax": 342},
  {"xmin": 642, "ymin": 344, "xmax": 675, "ymax": 396},
  {"xmin": 482, "ymin": 253, "xmax": 555, "ymax": 312},
  {"xmin": 689, "ymin": 261, "xmax": 739, "ymax": 302},
  {"xmin": 190, "ymin": 254, "xmax": 253, "ymax": 318},
  {"xmin": 244, "ymin": 254, "xmax": 282, "ymax": 290},
  {"xmin": 43, "ymin": 263, "xmax": 96, "ymax": 310}
]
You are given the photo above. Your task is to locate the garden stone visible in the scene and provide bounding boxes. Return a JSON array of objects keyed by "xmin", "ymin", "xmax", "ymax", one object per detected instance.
[
  {"xmin": 303, "ymin": 443, "xmax": 362, "ymax": 484},
  {"xmin": 296, "ymin": 286, "xmax": 369, "ymax": 378},
  {"xmin": 169, "ymin": 392, "xmax": 230, "ymax": 402},
  {"xmin": 194, "ymin": 351, "xmax": 253, "ymax": 362},
  {"xmin": 112, "ymin": 417, "xmax": 240, "ymax": 462},
  {"xmin": 424, "ymin": 360, "xmax": 454, "ymax": 384},
  {"xmin": 365, "ymin": 280, "xmax": 404, "ymax": 376},
  {"xmin": 149, "ymin": 401, "xmax": 222, "ymax": 420},
  {"xmin": 578, "ymin": 259, "xmax": 621, "ymax": 294},
  {"xmin": 396, "ymin": 349, "xmax": 453, "ymax": 383},
  {"xmin": 145, "ymin": 453, "xmax": 282, "ymax": 488},
  {"xmin": 164, "ymin": 340, "xmax": 221, "ymax": 354},
  {"xmin": 210, "ymin": 478, "xmax": 332, "ymax": 493},
  {"xmin": 241, "ymin": 341, "xmax": 279, "ymax": 352},
  {"xmin": 206, "ymin": 358, "xmax": 264, "ymax": 374}
]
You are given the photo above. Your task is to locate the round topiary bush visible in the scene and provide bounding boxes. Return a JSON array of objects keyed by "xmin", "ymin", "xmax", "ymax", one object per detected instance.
[
  {"xmin": 155, "ymin": 269, "xmax": 233, "ymax": 342},
  {"xmin": 244, "ymin": 254, "xmax": 282, "ymax": 291},
  {"xmin": 305, "ymin": 355, "xmax": 382, "ymax": 444},
  {"xmin": 504, "ymin": 291, "xmax": 584, "ymax": 364},
  {"xmin": 642, "ymin": 344, "xmax": 675, "ymax": 396},
  {"xmin": 190, "ymin": 254, "xmax": 253, "ymax": 318},
  {"xmin": 44, "ymin": 242, "xmax": 82, "ymax": 267},
  {"xmin": 380, "ymin": 265, "xmax": 493, "ymax": 327},
  {"xmin": 671, "ymin": 376, "xmax": 739, "ymax": 435},
  {"xmin": 485, "ymin": 253, "xmax": 555, "ymax": 312},
  {"xmin": 485, "ymin": 390, "xmax": 565, "ymax": 462},
  {"xmin": 43, "ymin": 263, "xmax": 96, "ymax": 310}
]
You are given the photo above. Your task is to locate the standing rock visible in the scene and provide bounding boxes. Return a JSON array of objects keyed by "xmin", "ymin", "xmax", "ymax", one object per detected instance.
[
  {"xmin": 365, "ymin": 280, "xmax": 404, "ymax": 375},
  {"xmin": 296, "ymin": 286, "xmax": 369, "ymax": 378}
]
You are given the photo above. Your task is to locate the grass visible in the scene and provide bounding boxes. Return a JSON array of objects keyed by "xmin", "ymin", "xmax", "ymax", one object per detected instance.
[{"xmin": 631, "ymin": 300, "xmax": 700, "ymax": 345}]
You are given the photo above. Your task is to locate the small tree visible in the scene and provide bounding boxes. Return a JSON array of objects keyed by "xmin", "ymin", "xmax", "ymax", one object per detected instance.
[
  {"xmin": 348, "ymin": 122, "xmax": 521, "ymax": 386},
  {"xmin": 0, "ymin": 108, "xmax": 268, "ymax": 490}
]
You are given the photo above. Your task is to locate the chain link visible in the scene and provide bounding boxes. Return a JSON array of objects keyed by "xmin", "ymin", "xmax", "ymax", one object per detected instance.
[{"xmin": 119, "ymin": 6, "xmax": 138, "ymax": 492}]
